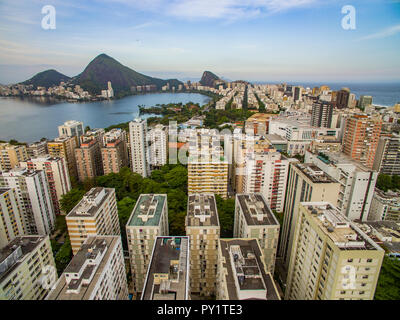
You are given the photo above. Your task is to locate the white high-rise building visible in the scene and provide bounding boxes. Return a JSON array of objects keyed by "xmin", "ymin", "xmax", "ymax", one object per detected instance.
[
  {"xmin": 305, "ymin": 151, "xmax": 378, "ymax": 221},
  {"xmin": 147, "ymin": 124, "xmax": 168, "ymax": 168},
  {"xmin": 20, "ymin": 156, "xmax": 71, "ymax": 215},
  {"xmin": 47, "ymin": 236, "xmax": 128, "ymax": 300},
  {"xmin": 129, "ymin": 118, "xmax": 150, "ymax": 177},
  {"xmin": 58, "ymin": 120, "xmax": 84, "ymax": 140},
  {"xmin": 0, "ymin": 167, "xmax": 55, "ymax": 236}
]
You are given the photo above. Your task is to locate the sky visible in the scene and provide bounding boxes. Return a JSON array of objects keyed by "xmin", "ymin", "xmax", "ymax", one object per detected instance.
[{"xmin": 0, "ymin": 0, "xmax": 399, "ymax": 84}]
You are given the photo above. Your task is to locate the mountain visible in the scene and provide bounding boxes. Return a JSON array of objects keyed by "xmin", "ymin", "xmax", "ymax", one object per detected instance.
[
  {"xmin": 22, "ymin": 69, "xmax": 71, "ymax": 88},
  {"xmin": 71, "ymin": 53, "xmax": 182, "ymax": 96},
  {"xmin": 199, "ymin": 71, "xmax": 221, "ymax": 87}
]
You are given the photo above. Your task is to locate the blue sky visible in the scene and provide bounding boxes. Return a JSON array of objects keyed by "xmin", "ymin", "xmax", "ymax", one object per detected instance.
[{"xmin": 0, "ymin": 0, "xmax": 399, "ymax": 84}]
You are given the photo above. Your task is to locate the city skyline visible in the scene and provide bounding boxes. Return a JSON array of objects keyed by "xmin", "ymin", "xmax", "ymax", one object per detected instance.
[{"xmin": 0, "ymin": 0, "xmax": 400, "ymax": 84}]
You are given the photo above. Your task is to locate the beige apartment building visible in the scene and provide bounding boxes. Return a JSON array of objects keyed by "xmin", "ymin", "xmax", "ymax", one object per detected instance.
[
  {"xmin": 141, "ymin": 236, "xmax": 190, "ymax": 300},
  {"xmin": 0, "ymin": 236, "xmax": 57, "ymax": 300},
  {"xmin": 47, "ymin": 236, "xmax": 128, "ymax": 300},
  {"xmin": 285, "ymin": 202, "xmax": 384, "ymax": 300},
  {"xmin": 75, "ymin": 139, "xmax": 103, "ymax": 182},
  {"xmin": 185, "ymin": 194, "xmax": 220, "ymax": 297},
  {"xmin": 234, "ymin": 194, "xmax": 280, "ymax": 274},
  {"xmin": 47, "ymin": 136, "xmax": 79, "ymax": 181},
  {"xmin": 101, "ymin": 138, "xmax": 129, "ymax": 174},
  {"xmin": 279, "ymin": 163, "xmax": 340, "ymax": 271},
  {"xmin": 66, "ymin": 187, "xmax": 120, "ymax": 255},
  {"xmin": 217, "ymin": 238, "xmax": 281, "ymax": 300},
  {"xmin": 0, "ymin": 188, "xmax": 25, "ymax": 249},
  {"xmin": 126, "ymin": 194, "xmax": 168, "ymax": 294},
  {"xmin": 0, "ymin": 142, "xmax": 29, "ymax": 172},
  {"xmin": 188, "ymin": 131, "xmax": 228, "ymax": 198}
]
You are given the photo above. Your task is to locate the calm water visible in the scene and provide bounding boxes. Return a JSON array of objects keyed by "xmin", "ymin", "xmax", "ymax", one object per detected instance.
[{"xmin": 0, "ymin": 93, "xmax": 211, "ymax": 143}]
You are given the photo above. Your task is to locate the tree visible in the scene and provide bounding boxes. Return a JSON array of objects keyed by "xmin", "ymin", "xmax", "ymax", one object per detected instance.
[
  {"xmin": 60, "ymin": 188, "xmax": 85, "ymax": 213},
  {"xmin": 215, "ymin": 195, "xmax": 235, "ymax": 238},
  {"xmin": 54, "ymin": 236, "xmax": 73, "ymax": 275},
  {"xmin": 117, "ymin": 197, "xmax": 136, "ymax": 250},
  {"xmin": 375, "ymin": 256, "xmax": 400, "ymax": 300}
]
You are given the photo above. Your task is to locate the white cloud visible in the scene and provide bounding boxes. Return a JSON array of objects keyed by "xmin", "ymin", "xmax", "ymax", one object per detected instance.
[
  {"xmin": 359, "ymin": 24, "xmax": 400, "ymax": 40},
  {"xmin": 103, "ymin": 0, "xmax": 318, "ymax": 20}
]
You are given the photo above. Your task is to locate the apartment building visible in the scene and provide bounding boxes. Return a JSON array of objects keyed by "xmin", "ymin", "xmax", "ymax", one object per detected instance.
[
  {"xmin": 311, "ymin": 101, "xmax": 333, "ymax": 128},
  {"xmin": 75, "ymin": 139, "xmax": 103, "ymax": 182},
  {"xmin": 129, "ymin": 118, "xmax": 150, "ymax": 178},
  {"xmin": 234, "ymin": 194, "xmax": 280, "ymax": 274},
  {"xmin": 372, "ymin": 134, "xmax": 400, "ymax": 176},
  {"xmin": 58, "ymin": 120, "xmax": 84, "ymax": 141},
  {"xmin": 66, "ymin": 187, "xmax": 120, "ymax": 255},
  {"xmin": 21, "ymin": 156, "xmax": 71, "ymax": 215},
  {"xmin": 342, "ymin": 114, "xmax": 382, "ymax": 169},
  {"xmin": 217, "ymin": 239, "xmax": 280, "ymax": 300},
  {"xmin": 185, "ymin": 194, "xmax": 220, "ymax": 296},
  {"xmin": 368, "ymin": 189, "xmax": 400, "ymax": 222},
  {"xmin": 0, "ymin": 168, "xmax": 55, "ymax": 236},
  {"xmin": 126, "ymin": 194, "xmax": 168, "ymax": 294},
  {"xmin": 101, "ymin": 138, "xmax": 129, "ymax": 174},
  {"xmin": 47, "ymin": 236, "xmax": 128, "ymax": 300},
  {"xmin": 188, "ymin": 130, "xmax": 228, "ymax": 198},
  {"xmin": 235, "ymin": 148, "xmax": 297, "ymax": 213},
  {"xmin": 47, "ymin": 136, "xmax": 79, "ymax": 181},
  {"xmin": 26, "ymin": 140, "xmax": 48, "ymax": 159},
  {"xmin": 0, "ymin": 143, "xmax": 29, "ymax": 172},
  {"xmin": 245, "ymin": 113, "xmax": 275, "ymax": 136},
  {"xmin": 279, "ymin": 163, "xmax": 340, "ymax": 269},
  {"xmin": 0, "ymin": 236, "xmax": 56, "ymax": 300},
  {"xmin": 80, "ymin": 128, "xmax": 105, "ymax": 145},
  {"xmin": 285, "ymin": 202, "xmax": 384, "ymax": 300},
  {"xmin": 0, "ymin": 188, "xmax": 25, "ymax": 249},
  {"xmin": 305, "ymin": 151, "xmax": 378, "ymax": 221},
  {"xmin": 141, "ymin": 236, "xmax": 190, "ymax": 300},
  {"xmin": 147, "ymin": 124, "xmax": 168, "ymax": 168}
]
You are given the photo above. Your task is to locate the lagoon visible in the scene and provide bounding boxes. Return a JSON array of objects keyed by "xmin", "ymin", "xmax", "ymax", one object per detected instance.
[{"xmin": 0, "ymin": 92, "xmax": 210, "ymax": 143}]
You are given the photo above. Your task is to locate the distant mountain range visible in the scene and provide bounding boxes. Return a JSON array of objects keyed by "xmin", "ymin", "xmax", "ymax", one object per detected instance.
[
  {"xmin": 19, "ymin": 54, "xmax": 238, "ymax": 97},
  {"xmin": 19, "ymin": 54, "xmax": 183, "ymax": 96}
]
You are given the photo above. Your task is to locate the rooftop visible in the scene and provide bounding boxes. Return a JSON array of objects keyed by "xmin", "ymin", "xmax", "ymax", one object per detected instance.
[
  {"xmin": 0, "ymin": 236, "xmax": 46, "ymax": 283},
  {"xmin": 67, "ymin": 187, "xmax": 113, "ymax": 218},
  {"xmin": 186, "ymin": 194, "xmax": 219, "ymax": 227},
  {"xmin": 219, "ymin": 239, "xmax": 280, "ymax": 300},
  {"xmin": 236, "ymin": 194, "xmax": 279, "ymax": 226},
  {"xmin": 296, "ymin": 163, "xmax": 338, "ymax": 184},
  {"xmin": 141, "ymin": 237, "xmax": 189, "ymax": 300},
  {"xmin": 311, "ymin": 151, "xmax": 374, "ymax": 172},
  {"xmin": 127, "ymin": 194, "xmax": 167, "ymax": 227},
  {"xmin": 302, "ymin": 202, "xmax": 382, "ymax": 251},
  {"xmin": 47, "ymin": 236, "xmax": 119, "ymax": 300}
]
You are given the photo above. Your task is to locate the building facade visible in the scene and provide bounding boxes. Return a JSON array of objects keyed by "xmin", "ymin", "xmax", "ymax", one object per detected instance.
[
  {"xmin": 234, "ymin": 194, "xmax": 280, "ymax": 274},
  {"xmin": 75, "ymin": 139, "xmax": 103, "ymax": 182},
  {"xmin": 66, "ymin": 187, "xmax": 120, "ymax": 255},
  {"xmin": 126, "ymin": 194, "xmax": 168, "ymax": 294},
  {"xmin": 0, "ymin": 236, "xmax": 57, "ymax": 300},
  {"xmin": 0, "ymin": 143, "xmax": 29, "ymax": 172},
  {"xmin": 0, "ymin": 188, "xmax": 25, "ymax": 249},
  {"xmin": 141, "ymin": 236, "xmax": 190, "ymax": 300},
  {"xmin": 47, "ymin": 236, "xmax": 128, "ymax": 300},
  {"xmin": 129, "ymin": 118, "xmax": 150, "ymax": 178},
  {"xmin": 185, "ymin": 194, "xmax": 220, "ymax": 296},
  {"xmin": 285, "ymin": 202, "xmax": 384, "ymax": 300}
]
